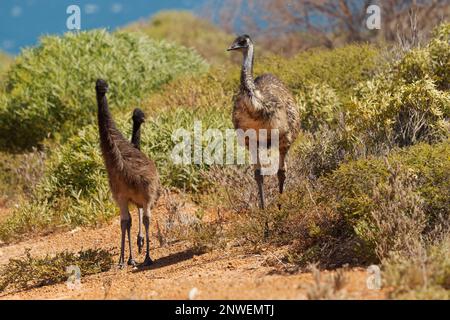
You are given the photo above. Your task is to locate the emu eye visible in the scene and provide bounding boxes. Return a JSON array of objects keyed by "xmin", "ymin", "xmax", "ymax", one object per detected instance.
[{"xmin": 239, "ymin": 40, "xmax": 247, "ymax": 46}]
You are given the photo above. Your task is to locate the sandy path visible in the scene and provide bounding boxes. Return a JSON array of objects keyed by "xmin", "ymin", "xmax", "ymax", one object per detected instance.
[{"xmin": 0, "ymin": 202, "xmax": 387, "ymax": 300}]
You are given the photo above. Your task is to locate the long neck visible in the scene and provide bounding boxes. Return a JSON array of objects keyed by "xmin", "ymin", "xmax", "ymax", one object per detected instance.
[
  {"xmin": 240, "ymin": 45, "xmax": 256, "ymax": 94},
  {"xmin": 131, "ymin": 122, "xmax": 142, "ymax": 150},
  {"xmin": 96, "ymin": 93, "xmax": 116, "ymax": 152}
]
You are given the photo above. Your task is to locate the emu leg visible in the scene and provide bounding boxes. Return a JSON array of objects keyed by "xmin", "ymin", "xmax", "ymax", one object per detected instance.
[
  {"xmin": 254, "ymin": 168, "xmax": 269, "ymax": 239},
  {"xmin": 119, "ymin": 219, "xmax": 127, "ymax": 268},
  {"xmin": 126, "ymin": 217, "xmax": 136, "ymax": 267},
  {"xmin": 254, "ymin": 168, "xmax": 265, "ymax": 210},
  {"xmin": 137, "ymin": 208, "xmax": 144, "ymax": 254},
  {"xmin": 118, "ymin": 201, "xmax": 130, "ymax": 268},
  {"xmin": 277, "ymin": 151, "xmax": 287, "ymax": 210},
  {"xmin": 142, "ymin": 207, "xmax": 153, "ymax": 266},
  {"xmin": 277, "ymin": 170, "xmax": 286, "ymax": 194}
]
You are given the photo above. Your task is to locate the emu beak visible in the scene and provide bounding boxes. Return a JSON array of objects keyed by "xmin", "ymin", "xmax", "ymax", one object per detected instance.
[{"xmin": 227, "ymin": 44, "xmax": 238, "ymax": 51}]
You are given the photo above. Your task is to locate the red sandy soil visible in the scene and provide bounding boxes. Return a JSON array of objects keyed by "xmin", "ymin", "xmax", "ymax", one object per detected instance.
[{"xmin": 0, "ymin": 200, "xmax": 387, "ymax": 300}]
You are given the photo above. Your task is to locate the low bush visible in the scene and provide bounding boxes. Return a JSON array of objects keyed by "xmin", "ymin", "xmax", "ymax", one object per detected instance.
[
  {"xmin": 428, "ymin": 23, "xmax": 450, "ymax": 91},
  {"xmin": 257, "ymin": 44, "xmax": 380, "ymax": 98},
  {"xmin": 144, "ymin": 66, "xmax": 239, "ymax": 114},
  {"xmin": 202, "ymin": 141, "xmax": 449, "ymax": 268},
  {"xmin": 382, "ymin": 216, "xmax": 450, "ymax": 299},
  {"xmin": 0, "ymin": 248, "xmax": 113, "ymax": 292},
  {"xmin": 124, "ymin": 11, "xmax": 234, "ymax": 65},
  {"xmin": 349, "ymin": 77, "xmax": 449, "ymax": 151},
  {"xmin": 323, "ymin": 140, "xmax": 450, "ymax": 246},
  {"xmin": 0, "ymin": 51, "xmax": 12, "ymax": 80},
  {"xmin": 394, "ymin": 23, "xmax": 450, "ymax": 91},
  {"xmin": 0, "ymin": 149, "xmax": 45, "ymax": 202},
  {"xmin": 0, "ymin": 29, "xmax": 207, "ymax": 151},
  {"xmin": 0, "ymin": 104, "xmax": 231, "ymax": 242},
  {"xmin": 297, "ymin": 84, "xmax": 341, "ymax": 133}
]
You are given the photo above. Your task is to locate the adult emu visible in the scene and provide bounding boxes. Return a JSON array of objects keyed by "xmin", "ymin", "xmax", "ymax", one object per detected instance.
[
  {"xmin": 96, "ymin": 80, "xmax": 160, "ymax": 267},
  {"xmin": 227, "ymin": 35, "xmax": 300, "ymax": 210},
  {"xmin": 130, "ymin": 108, "xmax": 146, "ymax": 254}
]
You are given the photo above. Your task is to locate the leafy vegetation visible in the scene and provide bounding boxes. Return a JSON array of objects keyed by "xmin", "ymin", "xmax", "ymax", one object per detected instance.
[
  {"xmin": 0, "ymin": 248, "xmax": 113, "ymax": 293},
  {"xmin": 0, "ymin": 51, "xmax": 12, "ymax": 80},
  {"xmin": 0, "ymin": 12, "xmax": 448, "ymax": 299},
  {"xmin": 257, "ymin": 44, "xmax": 380, "ymax": 98},
  {"xmin": 188, "ymin": 24, "xmax": 449, "ymax": 283},
  {"xmin": 0, "ymin": 29, "xmax": 207, "ymax": 151},
  {"xmin": 124, "ymin": 11, "xmax": 233, "ymax": 65}
]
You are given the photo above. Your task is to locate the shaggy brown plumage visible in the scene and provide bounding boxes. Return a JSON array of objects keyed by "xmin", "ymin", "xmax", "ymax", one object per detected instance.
[
  {"xmin": 228, "ymin": 35, "xmax": 300, "ymax": 212},
  {"xmin": 96, "ymin": 79, "xmax": 160, "ymax": 267}
]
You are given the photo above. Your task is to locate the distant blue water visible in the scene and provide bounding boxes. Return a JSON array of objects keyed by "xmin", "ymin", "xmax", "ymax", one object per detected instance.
[{"xmin": 0, "ymin": 0, "xmax": 207, "ymax": 55}]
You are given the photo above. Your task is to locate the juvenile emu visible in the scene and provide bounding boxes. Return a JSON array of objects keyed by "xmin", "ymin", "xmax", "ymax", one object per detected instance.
[
  {"xmin": 131, "ymin": 108, "xmax": 145, "ymax": 150},
  {"xmin": 130, "ymin": 108, "xmax": 146, "ymax": 254},
  {"xmin": 95, "ymin": 80, "xmax": 160, "ymax": 267},
  {"xmin": 227, "ymin": 35, "xmax": 300, "ymax": 210}
]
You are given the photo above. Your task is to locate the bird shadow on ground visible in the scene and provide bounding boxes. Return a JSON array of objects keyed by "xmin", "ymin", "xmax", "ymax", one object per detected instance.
[{"xmin": 132, "ymin": 248, "xmax": 197, "ymax": 273}]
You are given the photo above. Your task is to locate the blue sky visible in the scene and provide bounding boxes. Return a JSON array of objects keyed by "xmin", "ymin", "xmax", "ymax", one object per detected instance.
[{"xmin": 0, "ymin": 0, "xmax": 207, "ymax": 55}]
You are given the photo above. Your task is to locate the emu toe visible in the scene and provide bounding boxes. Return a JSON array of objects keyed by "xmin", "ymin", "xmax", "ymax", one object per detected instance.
[{"xmin": 127, "ymin": 258, "xmax": 137, "ymax": 267}]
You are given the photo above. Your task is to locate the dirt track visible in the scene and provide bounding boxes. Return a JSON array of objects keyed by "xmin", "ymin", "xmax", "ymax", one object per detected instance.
[{"xmin": 0, "ymin": 201, "xmax": 387, "ymax": 300}]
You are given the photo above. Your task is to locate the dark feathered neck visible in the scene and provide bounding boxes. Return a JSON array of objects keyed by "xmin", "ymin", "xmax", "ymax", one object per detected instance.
[
  {"xmin": 96, "ymin": 93, "xmax": 117, "ymax": 151},
  {"xmin": 240, "ymin": 45, "xmax": 256, "ymax": 94},
  {"xmin": 131, "ymin": 122, "xmax": 142, "ymax": 150}
]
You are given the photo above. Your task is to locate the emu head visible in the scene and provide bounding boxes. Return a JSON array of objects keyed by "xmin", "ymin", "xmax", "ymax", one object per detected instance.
[
  {"xmin": 95, "ymin": 79, "xmax": 109, "ymax": 96},
  {"xmin": 132, "ymin": 108, "xmax": 146, "ymax": 125},
  {"xmin": 227, "ymin": 34, "xmax": 253, "ymax": 52}
]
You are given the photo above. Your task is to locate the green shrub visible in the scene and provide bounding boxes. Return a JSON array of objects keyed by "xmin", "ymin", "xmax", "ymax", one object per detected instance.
[
  {"xmin": 338, "ymin": 24, "xmax": 450, "ymax": 154},
  {"xmin": 394, "ymin": 23, "xmax": 450, "ymax": 91},
  {"xmin": 278, "ymin": 141, "xmax": 450, "ymax": 268},
  {"xmin": 395, "ymin": 48, "xmax": 431, "ymax": 84},
  {"xmin": 39, "ymin": 126, "xmax": 106, "ymax": 200},
  {"xmin": 143, "ymin": 66, "xmax": 238, "ymax": 114},
  {"xmin": 0, "ymin": 104, "xmax": 231, "ymax": 242},
  {"xmin": 364, "ymin": 164, "xmax": 427, "ymax": 260},
  {"xmin": 297, "ymin": 83, "xmax": 341, "ymax": 132},
  {"xmin": 428, "ymin": 23, "xmax": 450, "ymax": 91},
  {"xmin": 290, "ymin": 126, "xmax": 356, "ymax": 179},
  {"xmin": 0, "ymin": 51, "xmax": 12, "ymax": 80},
  {"xmin": 257, "ymin": 44, "xmax": 380, "ymax": 98},
  {"xmin": 142, "ymin": 106, "xmax": 231, "ymax": 192},
  {"xmin": 124, "ymin": 11, "xmax": 233, "ymax": 65},
  {"xmin": 349, "ymin": 77, "xmax": 449, "ymax": 151},
  {"xmin": 0, "ymin": 29, "xmax": 207, "ymax": 151},
  {"xmin": 383, "ymin": 231, "xmax": 450, "ymax": 300},
  {"xmin": 0, "ymin": 149, "xmax": 45, "ymax": 201},
  {"xmin": 0, "ymin": 183, "xmax": 116, "ymax": 243},
  {"xmin": 323, "ymin": 140, "xmax": 450, "ymax": 244}
]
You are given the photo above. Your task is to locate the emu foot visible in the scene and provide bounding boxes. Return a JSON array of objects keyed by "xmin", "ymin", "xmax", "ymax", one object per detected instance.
[
  {"xmin": 142, "ymin": 256, "xmax": 154, "ymax": 267},
  {"xmin": 137, "ymin": 236, "xmax": 144, "ymax": 254},
  {"xmin": 127, "ymin": 258, "xmax": 137, "ymax": 267}
]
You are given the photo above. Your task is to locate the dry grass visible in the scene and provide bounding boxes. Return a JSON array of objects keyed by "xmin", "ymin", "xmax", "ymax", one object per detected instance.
[
  {"xmin": 383, "ymin": 227, "xmax": 450, "ymax": 299},
  {"xmin": 155, "ymin": 190, "xmax": 199, "ymax": 247},
  {"xmin": 0, "ymin": 149, "xmax": 46, "ymax": 202},
  {"xmin": 304, "ymin": 264, "xmax": 349, "ymax": 300},
  {"xmin": 0, "ymin": 248, "xmax": 113, "ymax": 293},
  {"xmin": 366, "ymin": 162, "xmax": 427, "ymax": 260}
]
